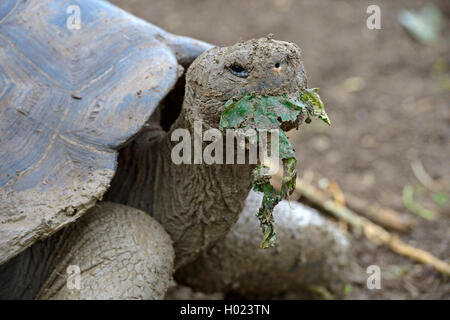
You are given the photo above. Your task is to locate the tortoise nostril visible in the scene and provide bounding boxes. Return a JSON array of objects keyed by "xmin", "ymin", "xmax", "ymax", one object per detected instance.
[{"xmin": 274, "ymin": 62, "xmax": 280, "ymax": 68}]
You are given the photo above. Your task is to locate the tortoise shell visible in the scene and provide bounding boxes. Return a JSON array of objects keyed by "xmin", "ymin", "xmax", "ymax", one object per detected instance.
[{"xmin": 0, "ymin": 0, "xmax": 212, "ymax": 263}]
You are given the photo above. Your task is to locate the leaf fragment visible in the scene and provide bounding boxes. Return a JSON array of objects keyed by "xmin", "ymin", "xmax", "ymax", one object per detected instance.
[{"xmin": 219, "ymin": 89, "xmax": 330, "ymax": 247}]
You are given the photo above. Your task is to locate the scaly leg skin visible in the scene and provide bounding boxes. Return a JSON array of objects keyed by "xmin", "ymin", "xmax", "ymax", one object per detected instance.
[
  {"xmin": 36, "ymin": 202, "xmax": 174, "ymax": 300},
  {"xmin": 175, "ymin": 191, "xmax": 350, "ymax": 298}
]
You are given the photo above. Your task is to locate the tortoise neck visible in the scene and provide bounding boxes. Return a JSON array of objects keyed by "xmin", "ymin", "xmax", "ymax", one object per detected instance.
[
  {"xmin": 107, "ymin": 88, "xmax": 255, "ymax": 268},
  {"xmin": 152, "ymin": 98, "xmax": 254, "ymax": 268}
]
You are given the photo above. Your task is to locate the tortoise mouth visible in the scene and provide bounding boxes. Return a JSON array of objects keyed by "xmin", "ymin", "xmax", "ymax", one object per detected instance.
[
  {"xmin": 280, "ymin": 115, "xmax": 303, "ymax": 132},
  {"xmin": 219, "ymin": 92, "xmax": 306, "ymax": 134}
]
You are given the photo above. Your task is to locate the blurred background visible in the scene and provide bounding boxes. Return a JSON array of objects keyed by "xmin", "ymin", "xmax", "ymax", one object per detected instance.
[{"xmin": 111, "ymin": 0, "xmax": 449, "ymax": 299}]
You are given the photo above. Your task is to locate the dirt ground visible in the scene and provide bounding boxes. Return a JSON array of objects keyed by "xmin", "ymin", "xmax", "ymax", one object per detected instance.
[{"xmin": 111, "ymin": 0, "xmax": 449, "ymax": 299}]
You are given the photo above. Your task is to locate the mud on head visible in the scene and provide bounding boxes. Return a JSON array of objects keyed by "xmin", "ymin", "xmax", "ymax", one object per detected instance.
[{"xmin": 184, "ymin": 37, "xmax": 308, "ymax": 128}]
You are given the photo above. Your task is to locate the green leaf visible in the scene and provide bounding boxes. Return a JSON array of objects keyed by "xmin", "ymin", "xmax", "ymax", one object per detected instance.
[
  {"xmin": 281, "ymin": 157, "xmax": 297, "ymax": 198},
  {"xmin": 219, "ymin": 95, "xmax": 253, "ymax": 129},
  {"xmin": 278, "ymin": 131, "xmax": 296, "ymax": 159},
  {"xmin": 300, "ymin": 88, "xmax": 331, "ymax": 125},
  {"xmin": 252, "ymin": 165, "xmax": 281, "ymax": 249},
  {"xmin": 219, "ymin": 89, "xmax": 330, "ymax": 248},
  {"xmin": 220, "ymin": 94, "xmax": 305, "ymax": 130}
]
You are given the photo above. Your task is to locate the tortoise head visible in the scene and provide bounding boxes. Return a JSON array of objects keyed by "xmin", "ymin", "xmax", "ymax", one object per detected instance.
[{"xmin": 183, "ymin": 37, "xmax": 307, "ymax": 128}]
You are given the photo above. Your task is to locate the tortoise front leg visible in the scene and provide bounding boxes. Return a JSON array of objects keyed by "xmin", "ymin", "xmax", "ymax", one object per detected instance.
[
  {"xmin": 37, "ymin": 202, "xmax": 174, "ymax": 300},
  {"xmin": 175, "ymin": 191, "xmax": 350, "ymax": 298}
]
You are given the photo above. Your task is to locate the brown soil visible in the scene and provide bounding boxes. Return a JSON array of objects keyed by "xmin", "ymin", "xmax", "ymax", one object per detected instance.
[{"xmin": 111, "ymin": 0, "xmax": 450, "ymax": 299}]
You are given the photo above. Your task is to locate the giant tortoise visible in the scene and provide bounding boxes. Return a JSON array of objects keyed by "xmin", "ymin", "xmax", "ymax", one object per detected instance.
[{"xmin": 0, "ymin": 0, "xmax": 349, "ymax": 299}]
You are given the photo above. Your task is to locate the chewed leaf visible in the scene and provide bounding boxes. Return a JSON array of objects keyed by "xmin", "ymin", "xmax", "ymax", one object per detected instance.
[
  {"xmin": 219, "ymin": 95, "xmax": 304, "ymax": 131},
  {"xmin": 252, "ymin": 165, "xmax": 280, "ymax": 249},
  {"xmin": 220, "ymin": 96, "xmax": 253, "ymax": 129},
  {"xmin": 219, "ymin": 90, "xmax": 330, "ymax": 248},
  {"xmin": 300, "ymin": 88, "xmax": 331, "ymax": 125},
  {"xmin": 279, "ymin": 131, "xmax": 296, "ymax": 159},
  {"xmin": 281, "ymin": 157, "xmax": 297, "ymax": 198},
  {"xmin": 283, "ymin": 95, "xmax": 306, "ymax": 110}
]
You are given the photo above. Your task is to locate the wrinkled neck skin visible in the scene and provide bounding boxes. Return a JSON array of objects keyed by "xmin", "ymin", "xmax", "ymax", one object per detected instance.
[{"xmin": 153, "ymin": 88, "xmax": 254, "ymax": 268}]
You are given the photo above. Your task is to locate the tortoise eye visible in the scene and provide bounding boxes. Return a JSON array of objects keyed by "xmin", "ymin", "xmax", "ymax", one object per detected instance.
[{"xmin": 229, "ymin": 64, "xmax": 250, "ymax": 78}]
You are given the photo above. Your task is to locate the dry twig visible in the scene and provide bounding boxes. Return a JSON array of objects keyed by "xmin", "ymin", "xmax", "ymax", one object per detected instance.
[{"xmin": 272, "ymin": 173, "xmax": 450, "ymax": 276}]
